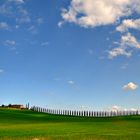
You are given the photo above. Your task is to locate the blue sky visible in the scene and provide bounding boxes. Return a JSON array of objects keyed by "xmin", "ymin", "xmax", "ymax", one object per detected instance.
[{"xmin": 0, "ymin": 0, "xmax": 140, "ymax": 110}]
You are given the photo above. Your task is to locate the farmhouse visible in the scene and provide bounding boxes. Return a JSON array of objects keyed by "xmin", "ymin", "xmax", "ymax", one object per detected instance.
[{"xmin": 10, "ymin": 104, "xmax": 26, "ymax": 109}]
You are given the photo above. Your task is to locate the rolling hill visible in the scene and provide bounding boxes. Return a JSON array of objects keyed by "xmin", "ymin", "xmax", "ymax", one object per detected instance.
[{"xmin": 0, "ymin": 108, "xmax": 140, "ymax": 140}]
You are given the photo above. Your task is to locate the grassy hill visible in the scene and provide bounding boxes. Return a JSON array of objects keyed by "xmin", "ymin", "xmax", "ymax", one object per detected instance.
[{"xmin": 0, "ymin": 108, "xmax": 140, "ymax": 140}]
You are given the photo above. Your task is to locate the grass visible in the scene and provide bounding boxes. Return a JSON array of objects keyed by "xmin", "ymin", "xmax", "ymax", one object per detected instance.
[{"xmin": 0, "ymin": 108, "xmax": 140, "ymax": 140}]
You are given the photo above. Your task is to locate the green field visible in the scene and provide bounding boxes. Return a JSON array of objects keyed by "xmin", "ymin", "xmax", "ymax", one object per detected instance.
[{"xmin": 0, "ymin": 108, "xmax": 140, "ymax": 140}]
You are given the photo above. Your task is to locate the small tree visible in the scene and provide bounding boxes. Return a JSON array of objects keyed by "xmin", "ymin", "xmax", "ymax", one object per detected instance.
[
  {"xmin": 1, "ymin": 104, "xmax": 5, "ymax": 108},
  {"xmin": 8, "ymin": 104, "xmax": 12, "ymax": 107}
]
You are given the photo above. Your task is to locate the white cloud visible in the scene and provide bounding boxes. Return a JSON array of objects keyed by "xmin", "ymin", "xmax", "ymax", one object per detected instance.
[
  {"xmin": 58, "ymin": 21, "xmax": 64, "ymax": 27},
  {"xmin": 41, "ymin": 42, "xmax": 49, "ymax": 47},
  {"xmin": 0, "ymin": 22, "xmax": 9, "ymax": 30},
  {"xmin": 123, "ymin": 82, "xmax": 138, "ymax": 90},
  {"xmin": 117, "ymin": 18, "xmax": 140, "ymax": 32},
  {"xmin": 16, "ymin": 16, "xmax": 31, "ymax": 24},
  {"xmin": 0, "ymin": 69, "xmax": 4, "ymax": 73},
  {"xmin": 130, "ymin": 108, "xmax": 138, "ymax": 111},
  {"xmin": 28, "ymin": 26, "xmax": 38, "ymax": 34},
  {"xmin": 0, "ymin": 0, "xmax": 44, "ymax": 37},
  {"xmin": 0, "ymin": 0, "xmax": 25, "ymax": 16},
  {"xmin": 111, "ymin": 105, "xmax": 121, "ymax": 111},
  {"xmin": 121, "ymin": 33, "xmax": 140, "ymax": 49},
  {"xmin": 3, "ymin": 40, "xmax": 16, "ymax": 51},
  {"xmin": 36, "ymin": 18, "xmax": 44, "ymax": 25},
  {"xmin": 8, "ymin": 0, "xmax": 24, "ymax": 4},
  {"xmin": 0, "ymin": 1, "xmax": 30, "ymax": 25},
  {"xmin": 68, "ymin": 80, "xmax": 75, "ymax": 85},
  {"xmin": 108, "ymin": 33, "xmax": 140, "ymax": 58},
  {"xmin": 59, "ymin": 0, "xmax": 140, "ymax": 59},
  {"xmin": 120, "ymin": 63, "xmax": 128, "ymax": 69},
  {"xmin": 108, "ymin": 47, "xmax": 131, "ymax": 58},
  {"xmin": 16, "ymin": 8, "xmax": 31, "ymax": 24},
  {"xmin": 27, "ymin": 18, "xmax": 44, "ymax": 34},
  {"xmin": 0, "ymin": 4, "xmax": 9, "ymax": 16},
  {"xmin": 59, "ymin": 0, "xmax": 140, "ymax": 28},
  {"xmin": 110, "ymin": 105, "xmax": 138, "ymax": 111},
  {"xmin": 4, "ymin": 40, "xmax": 16, "ymax": 46},
  {"xmin": 15, "ymin": 25, "xmax": 20, "ymax": 29}
]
